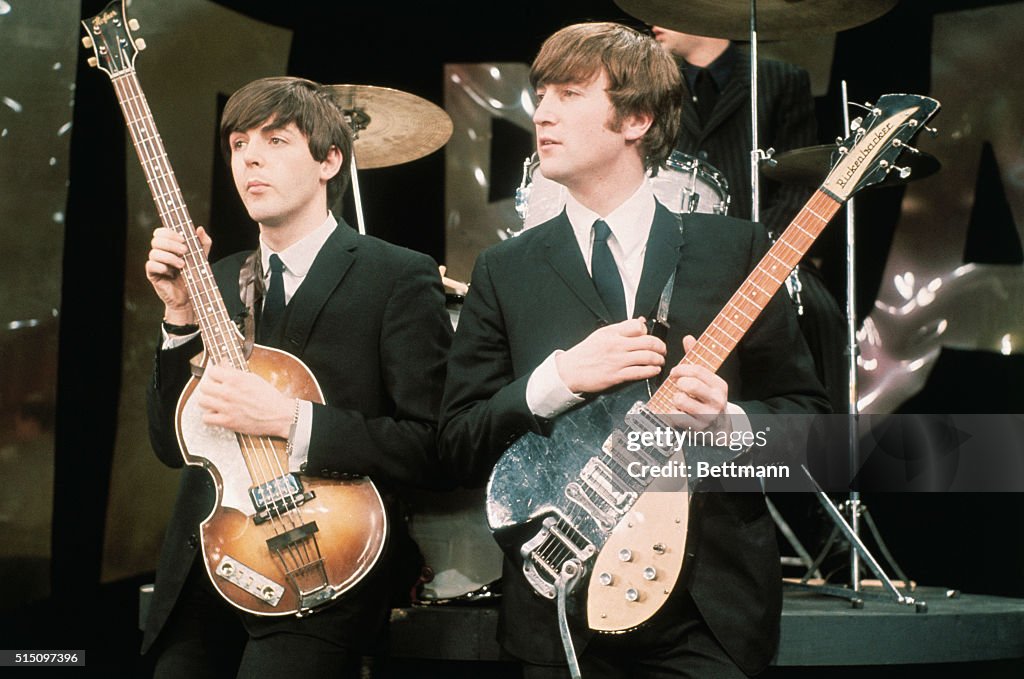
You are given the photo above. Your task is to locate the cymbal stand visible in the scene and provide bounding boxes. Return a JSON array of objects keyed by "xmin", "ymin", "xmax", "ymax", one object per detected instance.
[
  {"xmin": 342, "ymin": 110, "xmax": 368, "ymax": 235},
  {"xmin": 746, "ymin": 0, "xmax": 802, "ymax": 313},
  {"xmin": 349, "ymin": 156, "xmax": 367, "ymax": 235},
  {"xmin": 785, "ymin": 81, "xmax": 922, "ymax": 611}
]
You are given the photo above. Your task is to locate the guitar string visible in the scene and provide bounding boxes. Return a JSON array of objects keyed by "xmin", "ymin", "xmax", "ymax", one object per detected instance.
[{"xmin": 116, "ymin": 73, "xmax": 319, "ymax": 586}]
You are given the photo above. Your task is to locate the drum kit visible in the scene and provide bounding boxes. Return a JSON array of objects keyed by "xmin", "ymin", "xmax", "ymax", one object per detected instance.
[{"xmin": 333, "ymin": 0, "xmax": 943, "ymax": 606}]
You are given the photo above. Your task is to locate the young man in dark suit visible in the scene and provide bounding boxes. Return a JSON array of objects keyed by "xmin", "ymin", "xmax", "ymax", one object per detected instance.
[
  {"xmin": 143, "ymin": 76, "xmax": 451, "ymax": 678},
  {"xmin": 439, "ymin": 22, "xmax": 829, "ymax": 678}
]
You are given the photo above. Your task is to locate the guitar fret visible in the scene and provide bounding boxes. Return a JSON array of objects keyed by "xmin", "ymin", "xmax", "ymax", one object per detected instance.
[
  {"xmin": 726, "ymin": 301, "xmax": 755, "ymax": 323},
  {"xmin": 756, "ymin": 266, "xmax": 784, "ymax": 286},
  {"xmin": 736, "ymin": 291, "xmax": 764, "ymax": 313},
  {"xmin": 710, "ymin": 318, "xmax": 740, "ymax": 342}
]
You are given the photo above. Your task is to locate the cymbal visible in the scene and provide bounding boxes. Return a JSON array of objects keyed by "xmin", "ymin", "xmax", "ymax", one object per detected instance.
[
  {"xmin": 327, "ymin": 84, "xmax": 453, "ymax": 169},
  {"xmin": 614, "ymin": 0, "xmax": 899, "ymax": 41},
  {"xmin": 763, "ymin": 144, "xmax": 940, "ymax": 187}
]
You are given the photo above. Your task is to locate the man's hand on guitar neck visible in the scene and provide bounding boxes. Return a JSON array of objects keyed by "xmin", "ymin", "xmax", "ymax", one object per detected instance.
[
  {"xmin": 555, "ymin": 318, "xmax": 666, "ymax": 395},
  {"xmin": 197, "ymin": 364, "xmax": 296, "ymax": 439},
  {"xmin": 664, "ymin": 335, "xmax": 730, "ymax": 432},
  {"xmin": 145, "ymin": 226, "xmax": 212, "ymax": 325}
]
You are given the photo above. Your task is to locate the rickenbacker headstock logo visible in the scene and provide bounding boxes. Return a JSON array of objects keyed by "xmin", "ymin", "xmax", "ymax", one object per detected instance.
[{"xmin": 834, "ymin": 119, "xmax": 896, "ymax": 190}]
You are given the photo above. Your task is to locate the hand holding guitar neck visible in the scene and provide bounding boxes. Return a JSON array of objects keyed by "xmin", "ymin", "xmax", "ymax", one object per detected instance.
[
  {"xmin": 662, "ymin": 334, "xmax": 729, "ymax": 432},
  {"xmin": 145, "ymin": 225, "xmax": 212, "ymax": 325}
]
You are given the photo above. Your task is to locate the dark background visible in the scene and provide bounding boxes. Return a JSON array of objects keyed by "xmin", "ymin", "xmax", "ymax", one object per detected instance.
[{"xmin": 3, "ymin": 0, "xmax": 1022, "ymax": 676}]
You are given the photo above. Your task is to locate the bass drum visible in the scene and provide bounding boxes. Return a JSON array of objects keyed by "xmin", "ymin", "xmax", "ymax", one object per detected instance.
[{"xmin": 513, "ymin": 150, "xmax": 731, "ymax": 232}]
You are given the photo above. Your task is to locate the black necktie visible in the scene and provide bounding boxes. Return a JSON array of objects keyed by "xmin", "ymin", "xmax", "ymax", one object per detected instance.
[
  {"xmin": 591, "ymin": 220, "xmax": 627, "ymax": 322},
  {"xmin": 260, "ymin": 253, "xmax": 285, "ymax": 339},
  {"xmin": 692, "ymin": 68, "xmax": 718, "ymax": 126}
]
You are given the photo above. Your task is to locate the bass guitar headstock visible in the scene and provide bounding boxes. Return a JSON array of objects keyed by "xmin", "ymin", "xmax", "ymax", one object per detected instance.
[{"xmin": 81, "ymin": 0, "xmax": 146, "ymax": 79}]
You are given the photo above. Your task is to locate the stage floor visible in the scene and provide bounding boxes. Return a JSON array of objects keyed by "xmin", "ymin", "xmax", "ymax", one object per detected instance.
[{"xmin": 388, "ymin": 587, "xmax": 1024, "ymax": 667}]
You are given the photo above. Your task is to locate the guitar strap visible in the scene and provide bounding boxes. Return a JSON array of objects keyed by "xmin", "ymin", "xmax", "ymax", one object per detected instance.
[{"xmin": 238, "ymin": 248, "xmax": 265, "ymax": 356}]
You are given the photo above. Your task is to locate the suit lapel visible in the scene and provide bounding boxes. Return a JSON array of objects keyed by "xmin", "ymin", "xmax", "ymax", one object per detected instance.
[
  {"xmin": 542, "ymin": 212, "xmax": 611, "ymax": 321},
  {"xmin": 633, "ymin": 203, "xmax": 685, "ymax": 320},
  {"xmin": 274, "ymin": 222, "xmax": 357, "ymax": 354}
]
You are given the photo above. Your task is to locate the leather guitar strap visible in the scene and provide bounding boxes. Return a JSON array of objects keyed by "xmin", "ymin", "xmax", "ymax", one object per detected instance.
[{"xmin": 238, "ymin": 248, "xmax": 264, "ymax": 356}]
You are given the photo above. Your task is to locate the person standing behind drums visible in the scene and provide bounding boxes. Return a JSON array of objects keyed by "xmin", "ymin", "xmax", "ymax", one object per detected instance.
[{"xmin": 653, "ymin": 26, "xmax": 848, "ymax": 413}]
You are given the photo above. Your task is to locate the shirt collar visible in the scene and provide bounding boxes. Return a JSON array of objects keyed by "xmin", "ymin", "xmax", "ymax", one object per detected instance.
[
  {"xmin": 565, "ymin": 181, "xmax": 656, "ymax": 257},
  {"xmin": 681, "ymin": 41, "xmax": 736, "ymax": 92},
  {"xmin": 260, "ymin": 212, "xmax": 337, "ymax": 279}
]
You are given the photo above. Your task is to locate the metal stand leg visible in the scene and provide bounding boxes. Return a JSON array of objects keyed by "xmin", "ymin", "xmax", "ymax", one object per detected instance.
[{"xmin": 770, "ymin": 78, "xmax": 924, "ymax": 613}]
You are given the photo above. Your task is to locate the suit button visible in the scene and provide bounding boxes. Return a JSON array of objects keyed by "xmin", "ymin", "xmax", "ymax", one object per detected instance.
[
  {"xmin": 330, "ymin": 471, "xmax": 341, "ymax": 479},
  {"xmin": 595, "ymin": 318, "xmax": 608, "ymax": 328},
  {"xmin": 188, "ymin": 534, "xmax": 198, "ymax": 549},
  {"xmin": 320, "ymin": 468, "xmax": 331, "ymax": 477},
  {"xmin": 299, "ymin": 462, "xmax": 307, "ymax": 474}
]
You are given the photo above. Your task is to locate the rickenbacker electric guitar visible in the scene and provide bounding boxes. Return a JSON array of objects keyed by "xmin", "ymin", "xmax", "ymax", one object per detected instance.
[
  {"xmin": 82, "ymin": 2, "xmax": 387, "ymax": 617},
  {"xmin": 486, "ymin": 94, "xmax": 940, "ymax": 632}
]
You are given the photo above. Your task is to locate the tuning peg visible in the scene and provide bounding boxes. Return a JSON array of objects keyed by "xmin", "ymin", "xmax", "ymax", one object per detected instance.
[
  {"xmin": 850, "ymin": 116, "xmax": 864, "ymax": 131},
  {"xmin": 128, "ymin": 18, "xmax": 140, "ymax": 31},
  {"xmin": 879, "ymin": 159, "xmax": 912, "ymax": 179},
  {"xmin": 892, "ymin": 139, "xmax": 921, "ymax": 155},
  {"xmin": 925, "ymin": 125, "xmax": 939, "ymax": 137},
  {"xmin": 81, "ymin": 35, "xmax": 94, "ymax": 49},
  {"xmin": 87, "ymin": 56, "xmax": 98, "ymax": 68},
  {"xmin": 135, "ymin": 38, "xmax": 147, "ymax": 51}
]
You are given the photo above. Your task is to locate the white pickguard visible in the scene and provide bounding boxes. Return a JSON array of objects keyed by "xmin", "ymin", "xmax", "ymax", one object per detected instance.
[{"xmin": 179, "ymin": 378, "xmax": 257, "ymax": 516}]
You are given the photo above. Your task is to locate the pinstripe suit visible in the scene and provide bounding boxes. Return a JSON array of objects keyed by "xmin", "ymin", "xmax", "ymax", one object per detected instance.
[{"xmin": 675, "ymin": 46, "xmax": 817, "ymax": 238}]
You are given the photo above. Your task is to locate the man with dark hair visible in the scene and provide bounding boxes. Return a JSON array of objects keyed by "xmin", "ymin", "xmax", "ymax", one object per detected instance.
[
  {"xmin": 440, "ymin": 22, "xmax": 828, "ymax": 677},
  {"xmin": 143, "ymin": 76, "xmax": 451, "ymax": 678}
]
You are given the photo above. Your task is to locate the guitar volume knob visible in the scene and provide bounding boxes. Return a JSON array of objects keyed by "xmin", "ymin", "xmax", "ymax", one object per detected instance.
[
  {"xmin": 598, "ymin": 572, "xmax": 613, "ymax": 586},
  {"xmin": 643, "ymin": 567, "xmax": 657, "ymax": 581},
  {"xmin": 625, "ymin": 588, "xmax": 639, "ymax": 602},
  {"xmin": 618, "ymin": 548, "xmax": 632, "ymax": 562}
]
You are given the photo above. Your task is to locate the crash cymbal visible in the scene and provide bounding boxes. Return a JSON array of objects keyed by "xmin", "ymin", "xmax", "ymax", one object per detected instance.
[
  {"xmin": 327, "ymin": 84, "xmax": 453, "ymax": 169},
  {"xmin": 763, "ymin": 143, "xmax": 940, "ymax": 187},
  {"xmin": 614, "ymin": 0, "xmax": 899, "ymax": 41}
]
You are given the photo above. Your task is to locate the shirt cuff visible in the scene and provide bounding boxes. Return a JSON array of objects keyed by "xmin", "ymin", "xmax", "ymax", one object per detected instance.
[
  {"xmin": 160, "ymin": 326, "xmax": 200, "ymax": 350},
  {"xmin": 526, "ymin": 350, "xmax": 585, "ymax": 419},
  {"xmin": 288, "ymin": 400, "xmax": 313, "ymax": 473},
  {"xmin": 724, "ymin": 401, "xmax": 750, "ymax": 435}
]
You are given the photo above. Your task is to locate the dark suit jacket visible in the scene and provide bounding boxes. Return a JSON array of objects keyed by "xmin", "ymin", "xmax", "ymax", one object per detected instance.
[
  {"xmin": 677, "ymin": 49, "xmax": 817, "ymax": 239},
  {"xmin": 438, "ymin": 204, "xmax": 829, "ymax": 674},
  {"xmin": 142, "ymin": 221, "xmax": 452, "ymax": 653}
]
